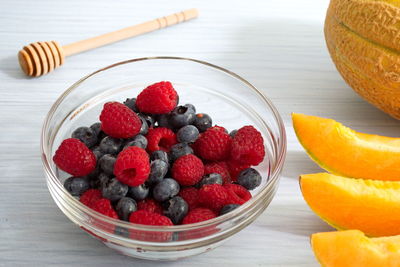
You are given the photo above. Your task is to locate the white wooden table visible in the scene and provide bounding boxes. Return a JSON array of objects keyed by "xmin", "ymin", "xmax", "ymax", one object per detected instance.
[{"xmin": 1, "ymin": 0, "xmax": 398, "ymax": 266}]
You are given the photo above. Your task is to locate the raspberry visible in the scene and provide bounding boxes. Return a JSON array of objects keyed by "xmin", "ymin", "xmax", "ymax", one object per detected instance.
[
  {"xmin": 80, "ymin": 189, "xmax": 102, "ymax": 207},
  {"xmin": 178, "ymin": 187, "xmax": 200, "ymax": 210},
  {"xmin": 137, "ymin": 198, "xmax": 163, "ymax": 214},
  {"xmin": 224, "ymin": 184, "xmax": 251, "ymax": 205},
  {"xmin": 204, "ymin": 162, "xmax": 231, "ymax": 184},
  {"xmin": 91, "ymin": 198, "xmax": 118, "ymax": 219},
  {"xmin": 114, "ymin": 146, "xmax": 150, "ymax": 187},
  {"xmin": 172, "ymin": 154, "xmax": 204, "ymax": 186},
  {"xmin": 129, "ymin": 210, "xmax": 173, "ymax": 226},
  {"xmin": 193, "ymin": 126, "xmax": 231, "ymax": 161},
  {"xmin": 136, "ymin": 81, "xmax": 178, "ymax": 114},
  {"xmin": 230, "ymin": 126, "xmax": 265, "ymax": 166},
  {"xmin": 226, "ymin": 160, "xmax": 251, "ymax": 181},
  {"xmin": 99, "ymin": 102, "xmax": 141, "ymax": 138},
  {"xmin": 198, "ymin": 184, "xmax": 228, "ymax": 212},
  {"xmin": 53, "ymin": 138, "xmax": 96, "ymax": 176},
  {"xmin": 146, "ymin": 127, "xmax": 177, "ymax": 153},
  {"xmin": 182, "ymin": 208, "xmax": 216, "ymax": 224},
  {"xmin": 211, "ymin": 125, "xmax": 227, "ymax": 133}
]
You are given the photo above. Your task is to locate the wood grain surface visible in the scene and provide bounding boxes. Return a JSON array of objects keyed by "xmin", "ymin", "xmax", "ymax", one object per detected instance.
[{"xmin": 1, "ymin": 0, "xmax": 399, "ymax": 266}]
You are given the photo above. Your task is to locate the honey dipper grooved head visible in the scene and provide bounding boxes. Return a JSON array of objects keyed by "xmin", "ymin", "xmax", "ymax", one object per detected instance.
[{"xmin": 18, "ymin": 41, "xmax": 65, "ymax": 77}]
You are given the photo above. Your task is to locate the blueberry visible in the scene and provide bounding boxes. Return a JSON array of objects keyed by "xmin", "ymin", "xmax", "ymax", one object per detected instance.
[
  {"xmin": 197, "ymin": 173, "xmax": 223, "ymax": 188},
  {"xmin": 230, "ymin": 129, "xmax": 238, "ymax": 138},
  {"xmin": 71, "ymin": 126, "xmax": 97, "ymax": 148},
  {"xmin": 102, "ymin": 178, "xmax": 129, "ymax": 202},
  {"xmin": 99, "ymin": 154, "xmax": 116, "ymax": 176},
  {"xmin": 99, "ymin": 136, "xmax": 122, "ymax": 154},
  {"xmin": 150, "ymin": 150, "xmax": 169, "ymax": 164},
  {"xmin": 147, "ymin": 159, "xmax": 168, "ymax": 185},
  {"xmin": 128, "ymin": 184, "xmax": 149, "ymax": 201},
  {"xmin": 184, "ymin": 103, "xmax": 196, "ymax": 113},
  {"xmin": 193, "ymin": 113, "xmax": 212, "ymax": 132},
  {"xmin": 116, "ymin": 197, "xmax": 137, "ymax": 221},
  {"xmin": 90, "ymin": 172, "xmax": 110, "ymax": 189},
  {"xmin": 139, "ymin": 113, "xmax": 155, "ymax": 127},
  {"xmin": 123, "ymin": 134, "xmax": 147, "ymax": 150},
  {"xmin": 220, "ymin": 204, "xmax": 240, "ymax": 215},
  {"xmin": 92, "ymin": 146, "xmax": 105, "ymax": 160},
  {"xmin": 153, "ymin": 178, "xmax": 180, "ymax": 202},
  {"xmin": 64, "ymin": 177, "xmax": 90, "ymax": 196},
  {"xmin": 156, "ymin": 114, "xmax": 171, "ymax": 128},
  {"xmin": 237, "ymin": 168, "xmax": 262, "ymax": 190},
  {"xmin": 177, "ymin": 125, "xmax": 199, "ymax": 143},
  {"xmin": 123, "ymin": 98, "xmax": 138, "ymax": 112},
  {"xmin": 163, "ymin": 196, "xmax": 188, "ymax": 224},
  {"xmin": 169, "ymin": 105, "xmax": 196, "ymax": 129},
  {"xmin": 170, "ymin": 143, "xmax": 193, "ymax": 162}
]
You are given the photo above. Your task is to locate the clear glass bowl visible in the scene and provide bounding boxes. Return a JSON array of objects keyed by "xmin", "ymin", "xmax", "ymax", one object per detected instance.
[{"xmin": 41, "ymin": 57, "xmax": 286, "ymax": 261}]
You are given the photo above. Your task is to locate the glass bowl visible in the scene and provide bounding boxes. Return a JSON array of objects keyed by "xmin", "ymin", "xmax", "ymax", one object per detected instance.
[{"xmin": 41, "ymin": 57, "xmax": 286, "ymax": 261}]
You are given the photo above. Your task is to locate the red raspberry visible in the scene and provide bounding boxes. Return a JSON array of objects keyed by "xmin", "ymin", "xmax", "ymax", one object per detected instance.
[
  {"xmin": 136, "ymin": 81, "xmax": 178, "ymax": 114},
  {"xmin": 99, "ymin": 102, "xmax": 141, "ymax": 138},
  {"xmin": 91, "ymin": 198, "xmax": 118, "ymax": 219},
  {"xmin": 198, "ymin": 184, "xmax": 228, "ymax": 212},
  {"xmin": 137, "ymin": 198, "xmax": 163, "ymax": 214},
  {"xmin": 193, "ymin": 126, "xmax": 231, "ymax": 161},
  {"xmin": 53, "ymin": 138, "xmax": 96, "ymax": 176},
  {"xmin": 178, "ymin": 187, "xmax": 200, "ymax": 210},
  {"xmin": 80, "ymin": 189, "xmax": 102, "ymax": 207},
  {"xmin": 146, "ymin": 127, "xmax": 177, "ymax": 153},
  {"xmin": 182, "ymin": 208, "xmax": 216, "ymax": 224},
  {"xmin": 172, "ymin": 154, "xmax": 204, "ymax": 186},
  {"xmin": 224, "ymin": 184, "xmax": 251, "ymax": 205},
  {"xmin": 114, "ymin": 146, "xmax": 150, "ymax": 186},
  {"xmin": 129, "ymin": 210, "xmax": 173, "ymax": 226},
  {"xmin": 204, "ymin": 162, "xmax": 231, "ymax": 184},
  {"xmin": 211, "ymin": 125, "xmax": 227, "ymax": 132},
  {"xmin": 230, "ymin": 126, "xmax": 265, "ymax": 166},
  {"xmin": 226, "ymin": 160, "xmax": 251, "ymax": 181}
]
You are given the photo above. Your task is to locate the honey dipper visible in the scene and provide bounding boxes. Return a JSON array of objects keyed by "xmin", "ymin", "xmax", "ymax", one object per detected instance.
[{"xmin": 18, "ymin": 8, "xmax": 198, "ymax": 77}]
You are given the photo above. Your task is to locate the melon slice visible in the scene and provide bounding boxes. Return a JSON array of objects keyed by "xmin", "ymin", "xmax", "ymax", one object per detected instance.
[
  {"xmin": 311, "ymin": 230, "xmax": 400, "ymax": 267},
  {"xmin": 300, "ymin": 172, "xmax": 400, "ymax": 237},
  {"xmin": 292, "ymin": 113, "xmax": 400, "ymax": 181}
]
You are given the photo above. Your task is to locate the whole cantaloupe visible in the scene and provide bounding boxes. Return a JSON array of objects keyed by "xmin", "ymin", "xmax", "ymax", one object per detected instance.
[{"xmin": 325, "ymin": 0, "xmax": 400, "ymax": 119}]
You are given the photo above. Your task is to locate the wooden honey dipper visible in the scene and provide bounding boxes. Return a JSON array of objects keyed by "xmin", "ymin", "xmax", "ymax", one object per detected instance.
[{"xmin": 18, "ymin": 8, "xmax": 198, "ymax": 77}]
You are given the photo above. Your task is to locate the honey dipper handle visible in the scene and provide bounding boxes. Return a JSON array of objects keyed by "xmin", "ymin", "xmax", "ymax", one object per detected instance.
[{"xmin": 62, "ymin": 8, "xmax": 198, "ymax": 56}]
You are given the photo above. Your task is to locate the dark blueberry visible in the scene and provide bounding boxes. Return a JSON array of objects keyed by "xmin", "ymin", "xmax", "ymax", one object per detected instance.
[
  {"xmin": 193, "ymin": 113, "xmax": 212, "ymax": 132},
  {"xmin": 170, "ymin": 143, "xmax": 193, "ymax": 162},
  {"xmin": 184, "ymin": 103, "xmax": 196, "ymax": 113},
  {"xmin": 99, "ymin": 136, "xmax": 122, "ymax": 155},
  {"xmin": 177, "ymin": 125, "xmax": 199, "ymax": 143},
  {"xmin": 139, "ymin": 113, "xmax": 155, "ymax": 128},
  {"xmin": 237, "ymin": 168, "xmax": 262, "ymax": 190},
  {"xmin": 153, "ymin": 178, "xmax": 180, "ymax": 202},
  {"xmin": 92, "ymin": 146, "xmax": 105, "ymax": 160},
  {"xmin": 156, "ymin": 114, "xmax": 171, "ymax": 128},
  {"xmin": 138, "ymin": 116, "xmax": 149, "ymax": 135},
  {"xmin": 123, "ymin": 134, "xmax": 147, "ymax": 150},
  {"xmin": 102, "ymin": 178, "xmax": 129, "ymax": 202},
  {"xmin": 169, "ymin": 105, "xmax": 196, "ymax": 129},
  {"xmin": 147, "ymin": 159, "xmax": 168, "ymax": 185},
  {"xmin": 163, "ymin": 196, "xmax": 188, "ymax": 225},
  {"xmin": 115, "ymin": 197, "xmax": 137, "ymax": 221},
  {"xmin": 197, "ymin": 173, "xmax": 223, "ymax": 188},
  {"xmin": 230, "ymin": 129, "xmax": 238, "ymax": 138},
  {"xmin": 90, "ymin": 122, "xmax": 103, "ymax": 137},
  {"xmin": 71, "ymin": 126, "xmax": 97, "ymax": 148},
  {"xmin": 150, "ymin": 150, "xmax": 169, "ymax": 165},
  {"xmin": 90, "ymin": 172, "xmax": 110, "ymax": 189},
  {"xmin": 220, "ymin": 204, "xmax": 240, "ymax": 215},
  {"xmin": 123, "ymin": 98, "xmax": 138, "ymax": 112},
  {"xmin": 64, "ymin": 177, "xmax": 90, "ymax": 196},
  {"xmin": 128, "ymin": 184, "xmax": 149, "ymax": 201},
  {"xmin": 99, "ymin": 154, "xmax": 116, "ymax": 176}
]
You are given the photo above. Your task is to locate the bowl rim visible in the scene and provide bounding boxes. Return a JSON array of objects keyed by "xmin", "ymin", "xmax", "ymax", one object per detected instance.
[{"xmin": 41, "ymin": 56, "xmax": 287, "ymax": 232}]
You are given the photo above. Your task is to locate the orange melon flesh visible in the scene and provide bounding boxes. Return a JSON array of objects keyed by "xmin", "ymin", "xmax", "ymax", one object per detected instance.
[
  {"xmin": 300, "ymin": 173, "xmax": 400, "ymax": 237},
  {"xmin": 292, "ymin": 113, "xmax": 400, "ymax": 181},
  {"xmin": 312, "ymin": 230, "xmax": 400, "ymax": 267}
]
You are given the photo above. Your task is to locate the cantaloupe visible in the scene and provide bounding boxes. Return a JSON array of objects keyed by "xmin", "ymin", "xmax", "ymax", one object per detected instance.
[
  {"xmin": 325, "ymin": 0, "xmax": 400, "ymax": 119},
  {"xmin": 292, "ymin": 113, "xmax": 400, "ymax": 181},
  {"xmin": 312, "ymin": 230, "xmax": 400, "ymax": 267},
  {"xmin": 300, "ymin": 172, "xmax": 400, "ymax": 237}
]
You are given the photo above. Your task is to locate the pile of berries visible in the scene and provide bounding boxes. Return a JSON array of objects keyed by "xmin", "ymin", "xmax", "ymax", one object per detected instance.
[{"xmin": 54, "ymin": 81, "xmax": 265, "ymax": 227}]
